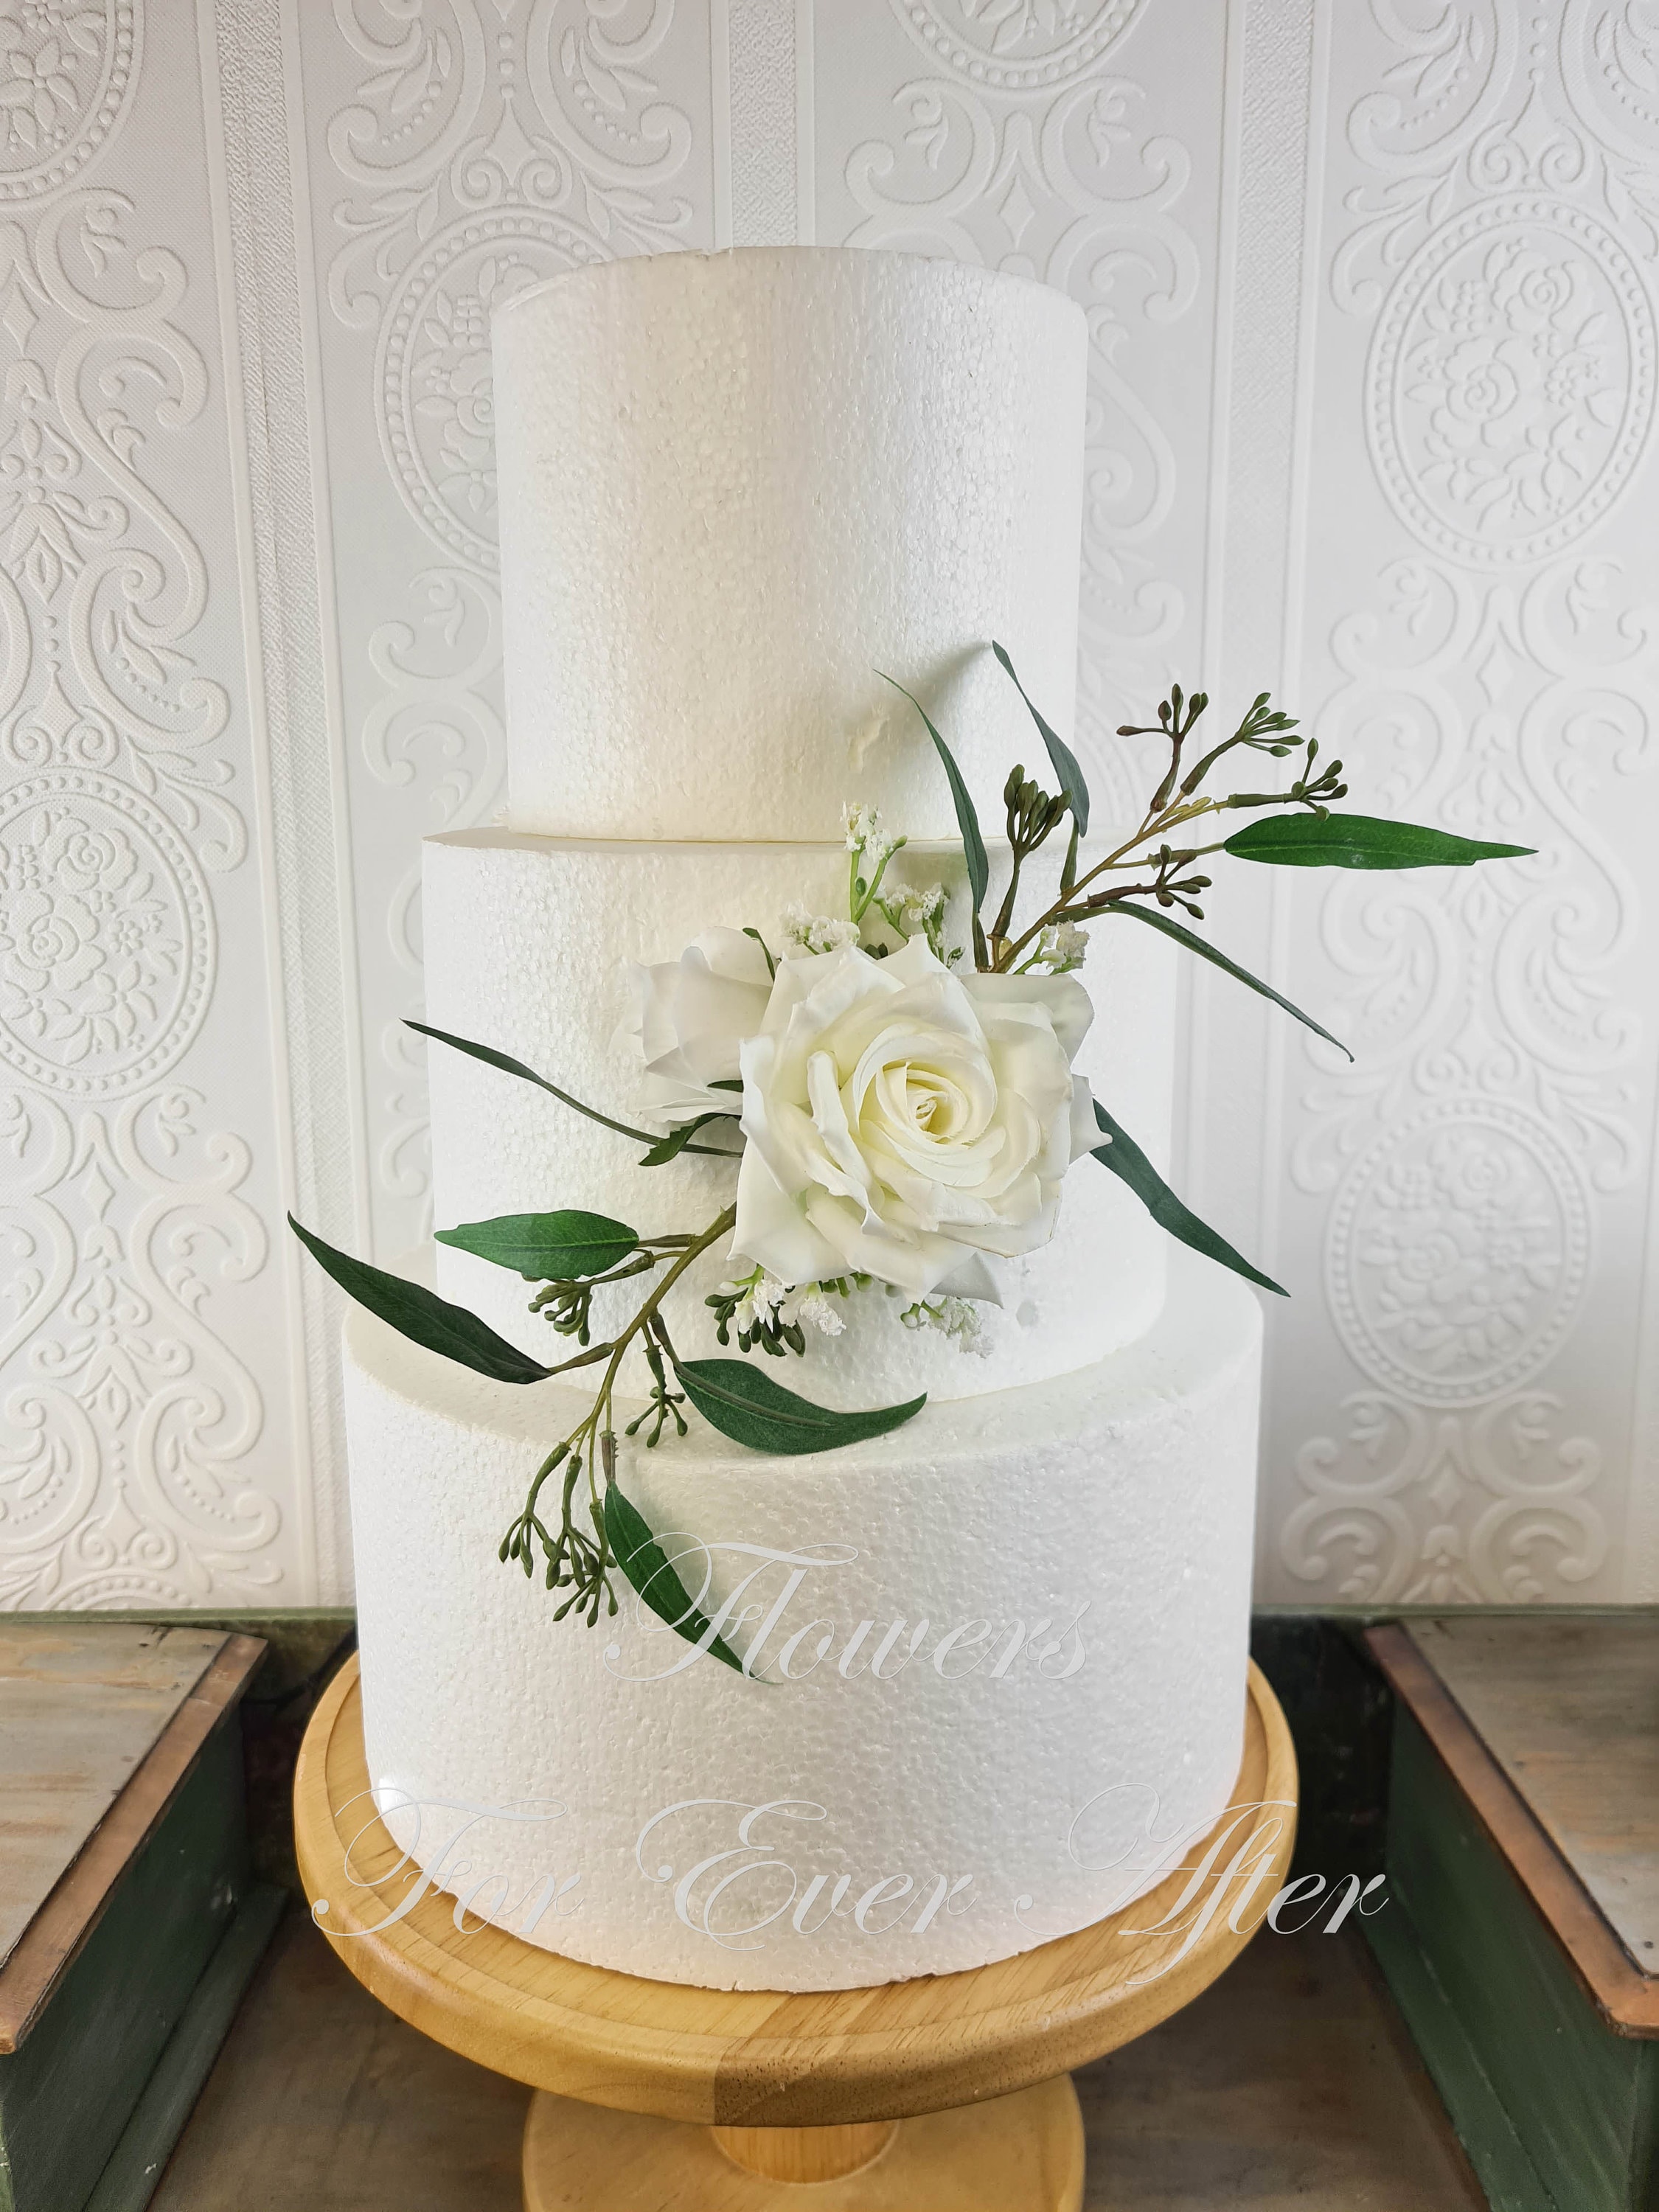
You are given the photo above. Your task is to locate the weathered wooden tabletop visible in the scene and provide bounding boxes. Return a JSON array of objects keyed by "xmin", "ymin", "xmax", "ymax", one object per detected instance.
[
  {"xmin": 1409, "ymin": 1615, "xmax": 1659, "ymax": 1972},
  {"xmin": 0, "ymin": 1623, "xmax": 226, "ymax": 1971},
  {"xmin": 150, "ymin": 1909, "xmax": 1486, "ymax": 2211}
]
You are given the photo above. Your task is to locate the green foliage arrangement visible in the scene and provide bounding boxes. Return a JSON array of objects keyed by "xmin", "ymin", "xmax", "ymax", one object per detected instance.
[{"xmin": 291, "ymin": 648, "xmax": 1530, "ymax": 1665}]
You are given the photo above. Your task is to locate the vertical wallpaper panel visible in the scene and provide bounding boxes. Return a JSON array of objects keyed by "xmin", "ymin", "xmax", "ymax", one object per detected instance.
[
  {"xmin": 813, "ymin": 0, "xmax": 1225, "ymax": 806},
  {"xmin": 0, "ymin": 0, "xmax": 300, "ymax": 1605},
  {"xmin": 1, "ymin": 0, "xmax": 1655, "ymax": 1608},
  {"xmin": 287, "ymin": 0, "xmax": 721, "ymax": 1589},
  {"xmin": 289, "ymin": 0, "xmax": 719, "ymax": 1276},
  {"xmin": 1259, "ymin": 3, "xmax": 1659, "ymax": 1604}
]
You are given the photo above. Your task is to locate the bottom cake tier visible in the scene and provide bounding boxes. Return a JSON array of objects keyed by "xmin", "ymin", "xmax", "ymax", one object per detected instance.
[{"xmin": 344, "ymin": 1248, "xmax": 1263, "ymax": 1992}]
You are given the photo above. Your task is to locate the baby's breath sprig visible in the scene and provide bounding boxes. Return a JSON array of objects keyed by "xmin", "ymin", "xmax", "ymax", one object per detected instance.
[
  {"xmin": 708, "ymin": 1267, "xmax": 863, "ymax": 1356},
  {"xmin": 900, "ymin": 1292, "xmax": 992, "ymax": 1357},
  {"xmin": 709, "ymin": 1267, "xmax": 804, "ymax": 1357},
  {"xmin": 841, "ymin": 799, "xmax": 959, "ymax": 964},
  {"xmin": 844, "ymin": 801, "xmax": 905, "ymax": 927},
  {"xmin": 781, "ymin": 903, "xmax": 860, "ymax": 956},
  {"xmin": 886, "ymin": 880, "xmax": 957, "ymax": 964},
  {"xmin": 1017, "ymin": 919, "xmax": 1089, "ymax": 974}
]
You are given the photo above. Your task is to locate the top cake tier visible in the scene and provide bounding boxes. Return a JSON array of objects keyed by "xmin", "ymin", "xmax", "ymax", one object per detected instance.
[{"xmin": 491, "ymin": 247, "xmax": 1087, "ymax": 841}]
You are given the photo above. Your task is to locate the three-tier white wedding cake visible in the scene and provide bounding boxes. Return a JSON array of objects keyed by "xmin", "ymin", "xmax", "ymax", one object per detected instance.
[{"xmin": 343, "ymin": 248, "xmax": 1263, "ymax": 1993}]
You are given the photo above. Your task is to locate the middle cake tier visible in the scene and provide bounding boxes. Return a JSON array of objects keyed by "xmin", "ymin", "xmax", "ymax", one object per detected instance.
[{"xmin": 422, "ymin": 831, "xmax": 1178, "ymax": 1407}]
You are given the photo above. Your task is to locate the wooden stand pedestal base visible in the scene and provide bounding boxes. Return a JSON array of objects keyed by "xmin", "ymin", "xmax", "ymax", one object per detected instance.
[
  {"xmin": 521, "ymin": 2075, "xmax": 1084, "ymax": 2209},
  {"xmin": 295, "ymin": 1658, "xmax": 1294, "ymax": 2212}
]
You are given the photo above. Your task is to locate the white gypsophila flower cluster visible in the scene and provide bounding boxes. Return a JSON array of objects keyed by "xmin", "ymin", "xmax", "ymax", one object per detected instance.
[
  {"xmin": 900, "ymin": 1293, "xmax": 993, "ymax": 1357},
  {"xmin": 841, "ymin": 800, "xmax": 896, "ymax": 867},
  {"xmin": 717, "ymin": 1271, "xmax": 849, "ymax": 1340},
  {"xmin": 780, "ymin": 902, "xmax": 861, "ymax": 956},
  {"xmin": 891, "ymin": 880, "xmax": 953, "ymax": 963},
  {"xmin": 721, "ymin": 1269, "xmax": 789, "ymax": 1335},
  {"xmin": 790, "ymin": 1288, "xmax": 848, "ymax": 1339},
  {"xmin": 1034, "ymin": 919, "xmax": 1089, "ymax": 973},
  {"xmin": 893, "ymin": 881, "xmax": 945, "ymax": 933}
]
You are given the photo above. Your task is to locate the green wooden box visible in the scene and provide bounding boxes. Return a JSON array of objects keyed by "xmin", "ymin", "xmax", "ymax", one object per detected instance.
[
  {"xmin": 1366, "ymin": 1630, "xmax": 1659, "ymax": 2212},
  {"xmin": 0, "ymin": 1630, "xmax": 282, "ymax": 2212}
]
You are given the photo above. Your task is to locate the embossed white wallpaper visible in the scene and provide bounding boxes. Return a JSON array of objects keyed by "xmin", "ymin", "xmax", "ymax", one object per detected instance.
[{"xmin": 1, "ymin": 0, "xmax": 1655, "ymax": 1610}]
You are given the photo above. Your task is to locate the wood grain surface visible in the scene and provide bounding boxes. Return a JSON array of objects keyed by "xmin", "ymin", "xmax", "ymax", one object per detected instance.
[
  {"xmin": 1408, "ymin": 1615, "xmax": 1658, "ymax": 1972},
  {"xmin": 1367, "ymin": 1624, "xmax": 1659, "ymax": 2037},
  {"xmin": 153, "ymin": 1908, "xmax": 1488, "ymax": 2210},
  {"xmin": 709, "ymin": 2118, "xmax": 896, "ymax": 2180},
  {"xmin": 293, "ymin": 1655, "xmax": 1297, "ymax": 2128},
  {"xmin": 0, "ymin": 1634, "xmax": 266, "ymax": 2053},
  {"xmin": 519, "ymin": 2076, "xmax": 1085, "ymax": 2211},
  {"xmin": 0, "ymin": 1623, "xmax": 226, "ymax": 1972}
]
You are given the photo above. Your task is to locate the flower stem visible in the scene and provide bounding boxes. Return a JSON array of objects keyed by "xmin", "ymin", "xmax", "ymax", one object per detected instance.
[{"xmin": 500, "ymin": 1203, "xmax": 737, "ymax": 1611}]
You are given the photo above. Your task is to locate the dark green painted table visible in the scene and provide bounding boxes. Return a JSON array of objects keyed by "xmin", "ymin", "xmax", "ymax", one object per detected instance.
[
  {"xmin": 0, "ymin": 1627, "xmax": 281, "ymax": 2212},
  {"xmin": 1367, "ymin": 1621, "xmax": 1659, "ymax": 2212}
]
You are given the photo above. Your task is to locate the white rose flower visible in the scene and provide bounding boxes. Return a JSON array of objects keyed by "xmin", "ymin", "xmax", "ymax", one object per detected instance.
[
  {"xmin": 622, "ymin": 926, "xmax": 773, "ymax": 1128},
  {"xmin": 733, "ymin": 937, "xmax": 1097, "ymax": 1301}
]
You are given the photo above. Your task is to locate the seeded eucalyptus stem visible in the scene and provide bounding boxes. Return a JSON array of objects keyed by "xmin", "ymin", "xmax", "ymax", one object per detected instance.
[
  {"xmin": 291, "ymin": 645, "xmax": 1529, "ymax": 1673},
  {"xmin": 987, "ymin": 691, "xmax": 1346, "ymax": 973},
  {"xmin": 987, "ymin": 763, "xmax": 1070, "ymax": 963},
  {"xmin": 498, "ymin": 1203, "xmax": 737, "ymax": 1616}
]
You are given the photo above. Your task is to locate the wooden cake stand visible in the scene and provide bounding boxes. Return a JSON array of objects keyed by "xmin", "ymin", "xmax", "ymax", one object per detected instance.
[{"xmin": 295, "ymin": 1656, "xmax": 1296, "ymax": 2210}]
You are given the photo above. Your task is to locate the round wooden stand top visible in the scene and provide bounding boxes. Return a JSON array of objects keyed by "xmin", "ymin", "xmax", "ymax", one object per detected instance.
[{"xmin": 294, "ymin": 1655, "xmax": 1296, "ymax": 2131}]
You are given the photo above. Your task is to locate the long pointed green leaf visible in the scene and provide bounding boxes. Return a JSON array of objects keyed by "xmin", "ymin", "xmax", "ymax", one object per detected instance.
[
  {"xmin": 637, "ymin": 1112, "xmax": 742, "ymax": 1167},
  {"xmin": 675, "ymin": 1357, "xmax": 925, "ymax": 1455},
  {"xmin": 992, "ymin": 640, "xmax": 1090, "ymax": 835},
  {"xmin": 602, "ymin": 1485, "xmax": 749, "ymax": 1674},
  {"xmin": 878, "ymin": 672, "xmax": 990, "ymax": 952},
  {"xmin": 406, "ymin": 1020, "xmax": 738, "ymax": 1157},
  {"xmin": 1091, "ymin": 1103, "xmax": 1285, "ymax": 1296},
  {"xmin": 1224, "ymin": 813, "xmax": 1534, "ymax": 870},
  {"xmin": 289, "ymin": 1215, "xmax": 552, "ymax": 1384},
  {"xmin": 1107, "ymin": 902, "xmax": 1354, "ymax": 1061},
  {"xmin": 435, "ymin": 1209, "xmax": 639, "ymax": 1281}
]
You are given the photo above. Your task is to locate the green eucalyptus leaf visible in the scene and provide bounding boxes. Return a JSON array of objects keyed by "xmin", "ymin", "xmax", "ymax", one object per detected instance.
[
  {"xmin": 992, "ymin": 640, "xmax": 1090, "ymax": 835},
  {"xmin": 878, "ymin": 671, "xmax": 990, "ymax": 927},
  {"xmin": 288, "ymin": 1215, "xmax": 552, "ymax": 1385},
  {"xmin": 435, "ymin": 1209, "xmax": 639, "ymax": 1281},
  {"xmin": 602, "ymin": 1484, "xmax": 749, "ymax": 1674},
  {"xmin": 638, "ymin": 1112, "xmax": 742, "ymax": 1168},
  {"xmin": 674, "ymin": 1357, "xmax": 926, "ymax": 1455},
  {"xmin": 1091, "ymin": 1103, "xmax": 1286, "ymax": 1297},
  {"xmin": 407, "ymin": 1021, "xmax": 740, "ymax": 1158},
  {"xmin": 1223, "ymin": 813, "xmax": 1534, "ymax": 870},
  {"xmin": 1108, "ymin": 902, "xmax": 1354, "ymax": 1062}
]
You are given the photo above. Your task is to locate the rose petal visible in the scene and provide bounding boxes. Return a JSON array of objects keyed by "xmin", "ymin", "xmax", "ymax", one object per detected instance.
[
  {"xmin": 732, "ymin": 1138, "xmax": 845, "ymax": 1285},
  {"xmin": 723, "ymin": 925, "xmax": 1093, "ymax": 1298}
]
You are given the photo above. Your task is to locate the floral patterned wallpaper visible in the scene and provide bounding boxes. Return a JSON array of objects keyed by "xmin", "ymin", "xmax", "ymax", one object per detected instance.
[{"xmin": 0, "ymin": 0, "xmax": 1654, "ymax": 1607}]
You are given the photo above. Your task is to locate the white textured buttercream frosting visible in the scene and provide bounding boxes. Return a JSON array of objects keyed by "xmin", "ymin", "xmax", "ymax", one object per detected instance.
[
  {"xmin": 344, "ymin": 1247, "xmax": 1263, "ymax": 1992},
  {"xmin": 491, "ymin": 248, "xmax": 1087, "ymax": 840},
  {"xmin": 422, "ymin": 830, "xmax": 1178, "ymax": 1406}
]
